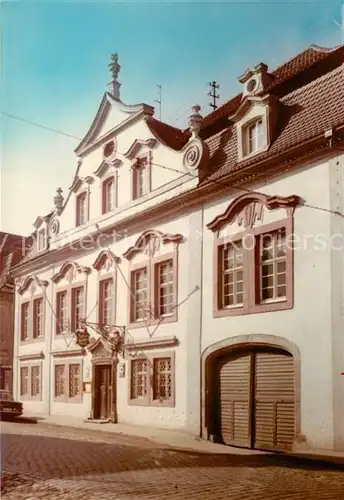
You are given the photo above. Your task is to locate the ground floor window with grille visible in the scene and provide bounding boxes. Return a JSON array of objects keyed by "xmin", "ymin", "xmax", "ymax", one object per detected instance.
[
  {"xmin": 20, "ymin": 364, "xmax": 42, "ymax": 400},
  {"xmin": 54, "ymin": 361, "xmax": 82, "ymax": 403},
  {"xmin": 129, "ymin": 352, "xmax": 175, "ymax": 407}
]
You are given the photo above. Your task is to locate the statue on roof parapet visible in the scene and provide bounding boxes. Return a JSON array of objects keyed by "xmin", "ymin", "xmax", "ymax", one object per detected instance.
[{"xmin": 108, "ymin": 53, "xmax": 121, "ymax": 101}]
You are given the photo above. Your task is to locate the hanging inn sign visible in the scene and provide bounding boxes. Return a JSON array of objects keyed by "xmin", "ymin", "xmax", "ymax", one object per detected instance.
[
  {"xmin": 75, "ymin": 321, "xmax": 125, "ymax": 353},
  {"xmin": 75, "ymin": 328, "xmax": 91, "ymax": 348}
]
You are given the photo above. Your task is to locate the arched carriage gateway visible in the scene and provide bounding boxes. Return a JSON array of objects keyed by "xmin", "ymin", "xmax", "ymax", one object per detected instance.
[{"xmin": 201, "ymin": 335, "xmax": 301, "ymax": 452}]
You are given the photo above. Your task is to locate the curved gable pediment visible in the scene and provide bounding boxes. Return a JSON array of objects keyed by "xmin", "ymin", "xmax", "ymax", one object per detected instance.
[
  {"xmin": 207, "ymin": 192, "xmax": 301, "ymax": 232},
  {"xmin": 18, "ymin": 275, "xmax": 49, "ymax": 295},
  {"xmin": 51, "ymin": 261, "xmax": 91, "ymax": 284},
  {"xmin": 229, "ymin": 94, "xmax": 277, "ymax": 123},
  {"xmin": 123, "ymin": 138, "xmax": 157, "ymax": 160},
  {"xmin": 70, "ymin": 176, "xmax": 94, "ymax": 193},
  {"xmin": 123, "ymin": 229, "xmax": 184, "ymax": 260},
  {"xmin": 94, "ymin": 160, "xmax": 122, "ymax": 178},
  {"xmin": 93, "ymin": 250, "xmax": 120, "ymax": 271}
]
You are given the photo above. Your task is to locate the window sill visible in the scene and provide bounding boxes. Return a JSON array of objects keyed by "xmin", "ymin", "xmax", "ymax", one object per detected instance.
[
  {"xmin": 53, "ymin": 397, "xmax": 83, "ymax": 404},
  {"xmin": 150, "ymin": 399, "xmax": 175, "ymax": 408},
  {"xmin": 214, "ymin": 298, "xmax": 292, "ymax": 317},
  {"xmin": 20, "ymin": 337, "xmax": 45, "ymax": 345},
  {"xmin": 128, "ymin": 314, "xmax": 178, "ymax": 329},
  {"xmin": 128, "ymin": 398, "xmax": 150, "ymax": 406}
]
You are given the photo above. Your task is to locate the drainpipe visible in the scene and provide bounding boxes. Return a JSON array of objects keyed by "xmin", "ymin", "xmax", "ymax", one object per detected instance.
[
  {"xmin": 199, "ymin": 203, "xmax": 204, "ymax": 438},
  {"xmin": 47, "ymin": 265, "xmax": 55, "ymax": 416}
]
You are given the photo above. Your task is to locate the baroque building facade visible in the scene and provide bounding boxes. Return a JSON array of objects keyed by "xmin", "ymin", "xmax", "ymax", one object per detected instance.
[{"xmin": 11, "ymin": 46, "xmax": 344, "ymax": 452}]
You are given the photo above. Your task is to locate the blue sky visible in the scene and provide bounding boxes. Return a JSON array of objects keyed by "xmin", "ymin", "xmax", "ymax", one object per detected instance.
[{"xmin": 1, "ymin": 0, "xmax": 343, "ymax": 235}]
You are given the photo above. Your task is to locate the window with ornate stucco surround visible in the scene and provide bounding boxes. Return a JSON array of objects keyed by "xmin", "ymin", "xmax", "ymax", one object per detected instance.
[
  {"xmin": 230, "ymin": 94, "xmax": 279, "ymax": 162},
  {"xmin": 18, "ymin": 276, "xmax": 48, "ymax": 343},
  {"xmin": 123, "ymin": 229, "xmax": 184, "ymax": 329},
  {"xmin": 207, "ymin": 192, "xmax": 301, "ymax": 317},
  {"xmin": 122, "ymin": 139, "xmax": 157, "ymax": 201},
  {"xmin": 92, "ymin": 250, "xmax": 120, "ymax": 325},
  {"xmin": 51, "ymin": 261, "xmax": 91, "ymax": 337},
  {"xmin": 93, "ymin": 159, "xmax": 121, "ymax": 216},
  {"xmin": 70, "ymin": 176, "xmax": 94, "ymax": 227}
]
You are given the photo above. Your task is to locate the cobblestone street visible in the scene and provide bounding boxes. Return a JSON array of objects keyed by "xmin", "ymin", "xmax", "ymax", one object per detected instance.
[{"xmin": 1, "ymin": 420, "xmax": 344, "ymax": 500}]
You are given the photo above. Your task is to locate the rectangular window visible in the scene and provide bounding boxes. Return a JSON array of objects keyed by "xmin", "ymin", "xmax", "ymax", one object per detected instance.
[
  {"xmin": 132, "ymin": 268, "xmax": 148, "ymax": 321},
  {"xmin": 129, "ymin": 353, "xmax": 175, "ymax": 407},
  {"xmin": 102, "ymin": 177, "xmax": 115, "ymax": 214},
  {"xmin": 260, "ymin": 229, "xmax": 287, "ymax": 302},
  {"xmin": 133, "ymin": 159, "xmax": 147, "ymax": 199},
  {"xmin": 156, "ymin": 260, "xmax": 174, "ymax": 317},
  {"xmin": 38, "ymin": 229, "xmax": 46, "ymax": 250},
  {"xmin": 220, "ymin": 241, "xmax": 244, "ymax": 308},
  {"xmin": 153, "ymin": 358, "xmax": 172, "ymax": 402},
  {"xmin": 20, "ymin": 366, "xmax": 29, "ymax": 396},
  {"xmin": 31, "ymin": 366, "xmax": 41, "ymax": 397},
  {"xmin": 76, "ymin": 192, "xmax": 87, "ymax": 226},
  {"xmin": 247, "ymin": 119, "xmax": 264, "ymax": 154},
  {"xmin": 99, "ymin": 279, "xmax": 114, "ymax": 325},
  {"xmin": 54, "ymin": 365, "xmax": 65, "ymax": 397},
  {"xmin": 68, "ymin": 364, "xmax": 80, "ymax": 398},
  {"xmin": 21, "ymin": 302, "xmax": 30, "ymax": 341},
  {"xmin": 33, "ymin": 298, "xmax": 43, "ymax": 338},
  {"xmin": 56, "ymin": 291, "xmax": 68, "ymax": 334},
  {"xmin": 72, "ymin": 287, "xmax": 84, "ymax": 331},
  {"xmin": 130, "ymin": 359, "xmax": 148, "ymax": 399}
]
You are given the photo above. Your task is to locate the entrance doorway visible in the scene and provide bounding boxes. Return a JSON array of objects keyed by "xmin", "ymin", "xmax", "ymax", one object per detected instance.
[{"xmin": 94, "ymin": 364, "xmax": 112, "ymax": 419}]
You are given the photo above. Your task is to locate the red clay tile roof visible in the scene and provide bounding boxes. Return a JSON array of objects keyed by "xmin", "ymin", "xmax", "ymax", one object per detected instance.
[
  {"xmin": 201, "ymin": 64, "xmax": 344, "ymax": 185},
  {"xmin": 200, "ymin": 45, "xmax": 343, "ymax": 130},
  {"xmin": 146, "ymin": 117, "xmax": 190, "ymax": 151}
]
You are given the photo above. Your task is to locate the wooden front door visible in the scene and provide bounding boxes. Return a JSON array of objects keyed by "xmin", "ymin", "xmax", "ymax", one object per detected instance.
[{"xmin": 94, "ymin": 365, "xmax": 112, "ymax": 419}]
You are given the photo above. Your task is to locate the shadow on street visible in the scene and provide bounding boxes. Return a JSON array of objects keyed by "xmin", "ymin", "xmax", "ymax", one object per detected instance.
[{"xmin": 2, "ymin": 431, "xmax": 344, "ymax": 482}]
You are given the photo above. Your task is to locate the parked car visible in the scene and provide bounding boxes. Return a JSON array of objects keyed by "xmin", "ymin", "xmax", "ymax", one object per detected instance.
[{"xmin": 0, "ymin": 390, "xmax": 23, "ymax": 420}]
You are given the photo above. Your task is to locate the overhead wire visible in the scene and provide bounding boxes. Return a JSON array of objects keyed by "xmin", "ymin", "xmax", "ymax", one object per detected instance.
[{"xmin": 2, "ymin": 111, "xmax": 344, "ymax": 219}]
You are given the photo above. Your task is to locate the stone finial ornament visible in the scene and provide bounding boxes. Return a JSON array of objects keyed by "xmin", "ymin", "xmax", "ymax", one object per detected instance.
[
  {"xmin": 108, "ymin": 53, "xmax": 121, "ymax": 100},
  {"xmin": 54, "ymin": 188, "xmax": 64, "ymax": 215},
  {"xmin": 188, "ymin": 105, "xmax": 203, "ymax": 138}
]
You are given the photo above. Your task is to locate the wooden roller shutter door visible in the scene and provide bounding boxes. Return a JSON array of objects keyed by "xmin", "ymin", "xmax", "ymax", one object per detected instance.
[
  {"xmin": 218, "ymin": 352, "xmax": 252, "ymax": 447},
  {"xmin": 254, "ymin": 352, "xmax": 295, "ymax": 451}
]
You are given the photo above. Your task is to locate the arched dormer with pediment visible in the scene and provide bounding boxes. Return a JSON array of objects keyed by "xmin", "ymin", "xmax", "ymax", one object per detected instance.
[
  {"xmin": 51, "ymin": 262, "xmax": 91, "ymax": 337},
  {"xmin": 17, "ymin": 276, "xmax": 49, "ymax": 343},
  {"xmin": 123, "ymin": 229, "xmax": 184, "ymax": 328},
  {"xmin": 92, "ymin": 250, "xmax": 120, "ymax": 326},
  {"xmin": 207, "ymin": 191, "xmax": 301, "ymax": 317}
]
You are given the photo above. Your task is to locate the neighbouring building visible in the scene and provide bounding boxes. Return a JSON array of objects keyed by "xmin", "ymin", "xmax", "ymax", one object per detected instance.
[
  {"xmin": 0, "ymin": 232, "xmax": 27, "ymax": 391},
  {"xmin": 11, "ymin": 45, "xmax": 344, "ymax": 453}
]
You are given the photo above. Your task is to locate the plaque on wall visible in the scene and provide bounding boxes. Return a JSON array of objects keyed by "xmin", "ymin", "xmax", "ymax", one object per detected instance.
[
  {"xmin": 119, "ymin": 363, "xmax": 125, "ymax": 378},
  {"xmin": 83, "ymin": 382, "xmax": 92, "ymax": 393}
]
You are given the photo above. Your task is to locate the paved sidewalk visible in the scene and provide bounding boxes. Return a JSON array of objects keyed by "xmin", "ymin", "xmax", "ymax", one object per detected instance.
[{"xmin": 17, "ymin": 411, "xmax": 344, "ymax": 466}]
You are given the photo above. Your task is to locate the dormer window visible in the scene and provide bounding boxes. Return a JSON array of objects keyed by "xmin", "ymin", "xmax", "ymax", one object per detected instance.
[
  {"xmin": 246, "ymin": 119, "xmax": 264, "ymax": 155},
  {"xmin": 76, "ymin": 192, "xmax": 87, "ymax": 226},
  {"xmin": 37, "ymin": 228, "xmax": 46, "ymax": 251},
  {"xmin": 102, "ymin": 176, "xmax": 115, "ymax": 214},
  {"xmin": 133, "ymin": 158, "xmax": 148, "ymax": 200}
]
